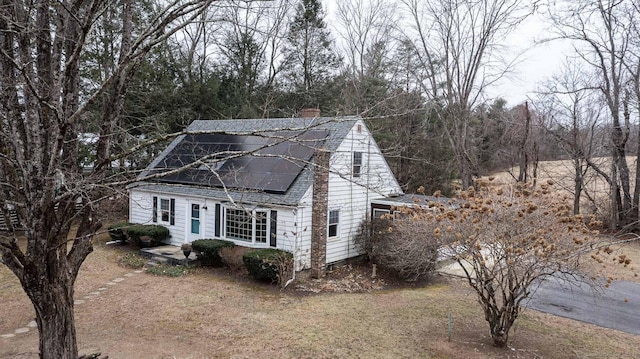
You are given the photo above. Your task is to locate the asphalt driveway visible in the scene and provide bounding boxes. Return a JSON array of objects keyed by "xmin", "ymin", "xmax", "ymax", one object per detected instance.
[{"xmin": 524, "ymin": 275, "xmax": 640, "ymax": 335}]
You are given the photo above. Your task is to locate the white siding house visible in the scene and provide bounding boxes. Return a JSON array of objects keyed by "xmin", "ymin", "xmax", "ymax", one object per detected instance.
[{"xmin": 128, "ymin": 116, "xmax": 402, "ymax": 271}]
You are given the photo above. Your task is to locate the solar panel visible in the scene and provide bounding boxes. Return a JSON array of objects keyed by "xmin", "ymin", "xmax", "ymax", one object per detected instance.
[{"xmin": 153, "ymin": 129, "xmax": 328, "ymax": 193}]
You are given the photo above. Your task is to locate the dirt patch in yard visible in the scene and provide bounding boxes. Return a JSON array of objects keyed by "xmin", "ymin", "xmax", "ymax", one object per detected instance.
[{"xmin": 1, "ymin": 234, "xmax": 639, "ymax": 358}]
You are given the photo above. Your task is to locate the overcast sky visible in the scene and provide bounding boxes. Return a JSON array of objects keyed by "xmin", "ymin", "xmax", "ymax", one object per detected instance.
[
  {"xmin": 323, "ymin": 1, "xmax": 572, "ymax": 107},
  {"xmin": 486, "ymin": 11, "xmax": 572, "ymax": 106}
]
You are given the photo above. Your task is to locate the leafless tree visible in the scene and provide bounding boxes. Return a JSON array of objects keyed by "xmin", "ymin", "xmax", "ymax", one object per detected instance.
[
  {"xmin": 335, "ymin": 0, "xmax": 397, "ymax": 81},
  {"xmin": 399, "ymin": 0, "xmax": 531, "ymax": 188},
  {"xmin": 535, "ymin": 61, "xmax": 609, "ymax": 215},
  {"xmin": 545, "ymin": 0, "xmax": 636, "ymax": 228},
  {"xmin": 213, "ymin": 0, "xmax": 294, "ymax": 116},
  {"xmin": 0, "ymin": 1, "xmax": 215, "ymax": 357}
]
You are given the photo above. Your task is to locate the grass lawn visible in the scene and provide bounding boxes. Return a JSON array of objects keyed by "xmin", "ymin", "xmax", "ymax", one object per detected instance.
[{"xmin": 1, "ymin": 232, "xmax": 639, "ymax": 358}]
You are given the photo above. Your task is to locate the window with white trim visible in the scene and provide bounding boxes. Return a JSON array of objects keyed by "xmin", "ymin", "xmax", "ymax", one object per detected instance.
[
  {"xmin": 373, "ymin": 208, "xmax": 390, "ymax": 220},
  {"xmin": 224, "ymin": 207, "xmax": 270, "ymax": 244},
  {"xmin": 160, "ymin": 199, "xmax": 171, "ymax": 222},
  {"xmin": 353, "ymin": 152, "xmax": 363, "ymax": 177},
  {"xmin": 328, "ymin": 209, "xmax": 340, "ymax": 238},
  {"xmin": 153, "ymin": 196, "xmax": 175, "ymax": 225}
]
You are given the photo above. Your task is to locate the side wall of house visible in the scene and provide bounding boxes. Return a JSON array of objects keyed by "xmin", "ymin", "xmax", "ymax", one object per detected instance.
[
  {"xmin": 290, "ymin": 201, "xmax": 313, "ymax": 270},
  {"xmin": 129, "ymin": 189, "xmax": 187, "ymax": 245},
  {"xmin": 298, "ymin": 120, "xmax": 402, "ymax": 265}
]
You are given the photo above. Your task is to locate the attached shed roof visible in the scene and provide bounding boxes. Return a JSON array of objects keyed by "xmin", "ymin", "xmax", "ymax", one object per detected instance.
[
  {"xmin": 131, "ymin": 117, "xmax": 359, "ymax": 206},
  {"xmin": 371, "ymin": 194, "xmax": 455, "ymax": 208}
]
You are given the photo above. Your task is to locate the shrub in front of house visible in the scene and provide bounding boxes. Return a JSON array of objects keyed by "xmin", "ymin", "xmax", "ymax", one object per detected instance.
[
  {"xmin": 125, "ymin": 224, "xmax": 170, "ymax": 247},
  {"xmin": 192, "ymin": 239, "xmax": 236, "ymax": 267},
  {"xmin": 242, "ymin": 249, "xmax": 293, "ymax": 286},
  {"xmin": 107, "ymin": 222, "xmax": 133, "ymax": 242},
  {"xmin": 358, "ymin": 218, "xmax": 440, "ymax": 281}
]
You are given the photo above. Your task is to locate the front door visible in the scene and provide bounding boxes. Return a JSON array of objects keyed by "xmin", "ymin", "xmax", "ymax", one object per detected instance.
[{"xmin": 187, "ymin": 201, "xmax": 204, "ymax": 242}]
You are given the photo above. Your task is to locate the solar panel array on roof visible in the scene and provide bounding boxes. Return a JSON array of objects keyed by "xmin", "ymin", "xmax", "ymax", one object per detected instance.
[{"xmin": 153, "ymin": 129, "xmax": 329, "ymax": 193}]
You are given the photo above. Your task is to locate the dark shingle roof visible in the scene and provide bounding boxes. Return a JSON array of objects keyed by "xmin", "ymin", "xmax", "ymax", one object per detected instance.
[{"xmin": 131, "ymin": 117, "xmax": 359, "ymax": 206}]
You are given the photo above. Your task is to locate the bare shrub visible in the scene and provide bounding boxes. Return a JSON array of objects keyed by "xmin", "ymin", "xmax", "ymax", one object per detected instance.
[
  {"xmin": 272, "ymin": 251, "xmax": 295, "ymax": 288},
  {"xmin": 359, "ymin": 218, "xmax": 443, "ymax": 281}
]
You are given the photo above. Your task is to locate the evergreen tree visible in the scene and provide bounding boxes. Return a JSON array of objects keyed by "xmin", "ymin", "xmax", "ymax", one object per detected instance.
[{"xmin": 282, "ymin": 0, "xmax": 342, "ymax": 109}]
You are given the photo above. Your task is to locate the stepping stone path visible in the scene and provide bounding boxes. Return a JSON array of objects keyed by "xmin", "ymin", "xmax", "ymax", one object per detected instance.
[{"xmin": 1, "ymin": 271, "xmax": 141, "ymax": 340}]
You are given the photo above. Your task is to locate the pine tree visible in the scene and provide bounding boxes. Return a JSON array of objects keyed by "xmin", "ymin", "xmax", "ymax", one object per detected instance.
[{"xmin": 282, "ymin": 0, "xmax": 341, "ymax": 108}]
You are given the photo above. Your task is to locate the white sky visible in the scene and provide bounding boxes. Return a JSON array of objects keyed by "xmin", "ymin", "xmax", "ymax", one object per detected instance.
[
  {"xmin": 488, "ymin": 12, "xmax": 573, "ymax": 106},
  {"xmin": 323, "ymin": 1, "xmax": 572, "ymax": 108}
]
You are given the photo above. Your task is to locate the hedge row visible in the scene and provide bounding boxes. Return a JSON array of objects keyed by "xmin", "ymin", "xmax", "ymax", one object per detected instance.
[
  {"xmin": 107, "ymin": 222, "xmax": 169, "ymax": 247},
  {"xmin": 191, "ymin": 240, "xmax": 293, "ymax": 286}
]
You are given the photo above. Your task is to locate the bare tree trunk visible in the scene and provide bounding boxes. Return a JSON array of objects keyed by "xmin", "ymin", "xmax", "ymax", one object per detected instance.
[
  {"xmin": 517, "ymin": 102, "xmax": 531, "ymax": 183},
  {"xmin": 633, "ymin": 111, "xmax": 640, "ymax": 222},
  {"xmin": 29, "ymin": 274, "xmax": 78, "ymax": 357},
  {"xmin": 574, "ymin": 158, "xmax": 583, "ymax": 214},
  {"xmin": 611, "ymin": 154, "xmax": 621, "ymax": 229},
  {"xmin": 531, "ymin": 140, "xmax": 539, "ymax": 188}
]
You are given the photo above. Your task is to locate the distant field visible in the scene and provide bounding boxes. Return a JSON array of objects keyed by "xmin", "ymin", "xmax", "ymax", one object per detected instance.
[
  {"xmin": 490, "ymin": 157, "xmax": 640, "ymax": 281},
  {"xmin": 489, "ymin": 156, "xmax": 639, "ymax": 215}
]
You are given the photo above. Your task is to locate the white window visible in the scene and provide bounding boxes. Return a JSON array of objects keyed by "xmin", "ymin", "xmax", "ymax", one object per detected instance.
[
  {"xmin": 255, "ymin": 211, "xmax": 268, "ymax": 243},
  {"xmin": 328, "ymin": 209, "xmax": 340, "ymax": 238},
  {"xmin": 153, "ymin": 196, "xmax": 175, "ymax": 225},
  {"xmin": 160, "ymin": 199, "xmax": 171, "ymax": 222},
  {"xmin": 373, "ymin": 208, "xmax": 390, "ymax": 220},
  {"xmin": 353, "ymin": 152, "xmax": 363, "ymax": 177},
  {"xmin": 224, "ymin": 208, "xmax": 269, "ymax": 244}
]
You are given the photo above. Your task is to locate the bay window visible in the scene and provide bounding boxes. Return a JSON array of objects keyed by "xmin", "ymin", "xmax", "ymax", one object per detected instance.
[{"xmin": 224, "ymin": 207, "xmax": 271, "ymax": 244}]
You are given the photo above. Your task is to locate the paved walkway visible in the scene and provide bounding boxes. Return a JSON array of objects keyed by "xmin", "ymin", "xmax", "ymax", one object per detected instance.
[{"xmin": 0, "ymin": 269, "xmax": 144, "ymax": 339}]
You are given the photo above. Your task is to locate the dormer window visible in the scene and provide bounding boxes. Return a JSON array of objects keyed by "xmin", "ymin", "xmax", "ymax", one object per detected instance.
[{"xmin": 353, "ymin": 152, "xmax": 363, "ymax": 178}]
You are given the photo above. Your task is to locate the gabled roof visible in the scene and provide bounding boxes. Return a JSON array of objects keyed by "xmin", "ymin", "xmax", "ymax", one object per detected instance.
[{"xmin": 131, "ymin": 117, "xmax": 359, "ymax": 206}]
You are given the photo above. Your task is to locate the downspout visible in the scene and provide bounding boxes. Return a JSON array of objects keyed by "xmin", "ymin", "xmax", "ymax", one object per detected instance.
[{"xmin": 284, "ymin": 206, "xmax": 301, "ymax": 288}]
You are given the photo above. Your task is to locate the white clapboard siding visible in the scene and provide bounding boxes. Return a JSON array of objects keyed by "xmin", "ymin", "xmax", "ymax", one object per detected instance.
[
  {"xmin": 130, "ymin": 188, "xmax": 305, "ymax": 254},
  {"xmin": 294, "ymin": 205, "xmax": 313, "ymax": 270},
  {"xmin": 324, "ymin": 120, "xmax": 401, "ymax": 264},
  {"xmin": 129, "ymin": 189, "xmax": 185, "ymax": 245},
  {"xmin": 129, "ymin": 190, "xmax": 153, "ymax": 225}
]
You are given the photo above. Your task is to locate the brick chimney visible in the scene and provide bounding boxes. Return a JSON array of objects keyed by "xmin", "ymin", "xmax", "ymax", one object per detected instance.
[
  {"xmin": 310, "ymin": 149, "xmax": 329, "ymax": 278},
  {"xmin": 299, "ymin": 108, "xmax": 321, "ymax": 118}
]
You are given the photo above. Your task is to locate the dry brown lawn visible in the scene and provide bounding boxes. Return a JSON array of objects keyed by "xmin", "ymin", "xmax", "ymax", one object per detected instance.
[{"xmin": 1, "ymin": 232, "xmax": 639, "ymax": 359}]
